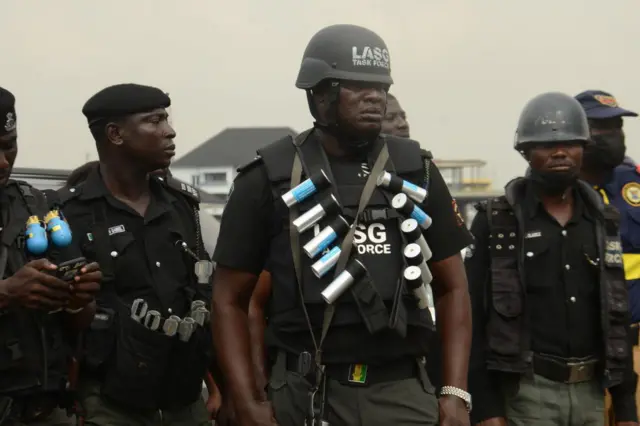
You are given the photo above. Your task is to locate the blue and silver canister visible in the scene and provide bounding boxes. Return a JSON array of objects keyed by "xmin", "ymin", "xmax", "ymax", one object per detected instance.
[
  {"xmin": 377, "ymin": 171, "xmax": 427, "ymax": 204},
  {"xmin": 392, "ymin": 193, "xmax": 432, "ymax": 230},
  {"xmin": 281, "ymin": 169, "xmax": 330, "ymax": 208},
  {"xmin": 292, "ymin": 194, "xmax": 340, "ymax": 234},
  {"xmin": 400, "ymin": 218, "xmax": 432, "ymax": 261},
  {"xmin": 303, "ymin": 215, "xmax": 351, "ymax": 259},
  {"xmin": 321, "ymin": 259, "xmax": 367, "ymax": 304},
  {"xmin": 311, "ymin": 246, "xmax": 341, "ymax": 278},
  {"xmin": 403, "ymin": 266, "xmax": 430, "ymax": 310}
]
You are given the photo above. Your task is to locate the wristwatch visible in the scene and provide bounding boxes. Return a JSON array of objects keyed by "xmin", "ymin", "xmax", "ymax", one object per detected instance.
[{"xmin": 439, "ymin": 386, "xmax": 472, "ymax": 413}]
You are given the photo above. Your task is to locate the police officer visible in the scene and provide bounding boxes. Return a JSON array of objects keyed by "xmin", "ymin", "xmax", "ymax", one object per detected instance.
[
  {"xmin": 575, "ymin": 89, "xmax": 640, "ymax": 425},
  {"xmin": 381, "ymin": 93, "xmax": 410, "ymax": 138},
  {"xmin": 56, "ymin": 84, "xmax": 214, "ymax": 425},
  {"xmin": 0, "ymin": 87, "xmax": 102, "ymax": 425},
  {"xmin": 467, "ymin": 92, "xmax": 637, "ymax": 425},
  {"xmin": 576, "ymin": 90, "xmax": 640, "ymax": 323},
  {"xmin": 212, "ymin": 24, "xmax": 473, "ymax": 426}
]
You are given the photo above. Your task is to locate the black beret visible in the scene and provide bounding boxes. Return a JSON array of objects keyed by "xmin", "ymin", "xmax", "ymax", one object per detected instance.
[
  {"xmin": 82, "ymin": 83, "xmax": 171, "ymax": 126},
  {"xmin": 0, "ymin": 87, "xmax": 16, "ymax": 136}
]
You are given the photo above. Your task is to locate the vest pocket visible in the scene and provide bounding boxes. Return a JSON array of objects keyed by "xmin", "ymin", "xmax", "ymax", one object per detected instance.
[
  {"xmin": 487, "ymin": 269, "xmax": 523, "ymax": 357},
  {"xmin": 159, "ymin": 327, "xmax": 211, "ymax": 409},
  {"xmin": 606, "ymin": 279, "xmax": 629, "ymax": 322},
  {"xmin": 83, "ymin": 305, "xmax": 116, "ymax": 370},
  {"xmin": 101, "ymin": 311, "xmax": 172, "ymax": 409}
]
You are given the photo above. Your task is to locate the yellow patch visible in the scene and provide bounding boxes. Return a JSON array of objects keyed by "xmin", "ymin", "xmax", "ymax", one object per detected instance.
[
  {"xmin": 452, "ymin": 199, "xmax": 465, "ymax": 227},
  {"xmin": 621, "ymin": 182, "xmax": 640, "ymax": 207},
  {"xmin": 594, "ymin": 95, "xmax": 619, "ymax": 108}
]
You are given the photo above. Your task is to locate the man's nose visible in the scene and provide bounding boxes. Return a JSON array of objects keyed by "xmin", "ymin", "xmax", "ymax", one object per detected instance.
[
  {"xmin": 163, "ymin": 123, "xmax": 177, "ymax": 139},
  {"xmin": 364, "ymin": 87, "xmax": 386, "ymax": 102}
]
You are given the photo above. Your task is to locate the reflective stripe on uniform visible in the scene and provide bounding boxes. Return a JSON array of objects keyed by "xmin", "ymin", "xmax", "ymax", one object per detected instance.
[{"xmin": 623, "ymin": 253, "xmax": 640, "ymax": 281}]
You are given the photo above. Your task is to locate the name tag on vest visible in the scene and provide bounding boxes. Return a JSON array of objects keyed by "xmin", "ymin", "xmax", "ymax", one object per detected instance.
[
  {"xmin": 604, "ymin": 237, "xmax": 623, "ymax": 267},
  {"xmin": 108, "ymin": 225, "xmax": 126, "ymax": 236}
]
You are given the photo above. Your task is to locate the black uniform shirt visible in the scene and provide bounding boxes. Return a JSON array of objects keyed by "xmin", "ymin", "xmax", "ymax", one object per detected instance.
[
  {"xmin": 214, "ymin": 137, "xmax": 473, "ymax": 363},
  {"xmin": 60, "ymin": 168, "xmax": 202, "ymax": 318},
  {"xmin": 467, "ymin": 181, "xmax": 605, "ymax": 421}
]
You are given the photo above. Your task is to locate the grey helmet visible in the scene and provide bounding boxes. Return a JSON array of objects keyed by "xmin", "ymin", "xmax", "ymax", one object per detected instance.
[
  {"xmin": 295, "ymin": 24, "xmax": 393, "ymax": 90},
  {"xmin": 514, "ymin": 92, "xmax": 590, "ymax": 151}
]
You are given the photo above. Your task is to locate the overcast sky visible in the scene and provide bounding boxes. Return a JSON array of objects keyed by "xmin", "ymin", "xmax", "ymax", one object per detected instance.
[{"xmin": 3, "ymin": 0, "xmax": 639, "ymax": 188}]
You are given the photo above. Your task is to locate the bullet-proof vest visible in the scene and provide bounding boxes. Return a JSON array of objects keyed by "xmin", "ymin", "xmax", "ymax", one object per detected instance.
[
  {"xmin": 256, "ymin": 131, "xmax": 434, "ymax": 335},
  {"xmin": 477, "ymin": 177, "xmax": 629, "ymax": 386},
  {"xmin": 0, "ymin": 181, "xmax": 68, "ymax": 395}
]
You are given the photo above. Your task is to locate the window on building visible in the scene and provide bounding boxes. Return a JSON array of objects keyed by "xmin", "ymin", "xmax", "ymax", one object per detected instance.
[
  {"xmin": 203, "ymin": 172, "xmax": 227, "ymax": 184},
  {"xmin": 191, "ymin": 175, "xmax": 200, "ymax": 187}
]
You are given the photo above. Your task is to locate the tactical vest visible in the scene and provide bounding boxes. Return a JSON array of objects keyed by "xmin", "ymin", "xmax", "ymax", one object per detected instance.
[
  {"xmin": 0, "ymin": 181, "xmax": 68, "ymax": 395},
  {"xmin": 257, "ymin": 130, "xmax": 434, "ymax": 336},
  {"xmin": 478, "ymin": 178, "xmax": 629, "ymax": 386},
  {"xmin": 58, "ymin": 175, "xmax": 213, "ymax": 410}
]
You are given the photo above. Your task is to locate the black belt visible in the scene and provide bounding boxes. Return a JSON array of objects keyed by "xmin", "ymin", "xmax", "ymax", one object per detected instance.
[
  {"xmin": 532, "ymin": 353, "xmax": 598, "ymax": 384},
  {"xmin": 284, "ymin": 353, "xmax": 419, "ymax": 386}
]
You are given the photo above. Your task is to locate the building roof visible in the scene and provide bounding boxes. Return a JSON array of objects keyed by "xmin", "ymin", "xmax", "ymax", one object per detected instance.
[{"xmin": 173, "ymin": 126, "xmax": 298, "ymax": 169}]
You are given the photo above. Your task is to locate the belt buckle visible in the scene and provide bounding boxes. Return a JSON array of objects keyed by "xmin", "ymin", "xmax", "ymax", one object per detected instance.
[
  {"xmin": 347, "ymin": 363, "xmax": 368, "ymax": 385},
  {"xmin": 360, "ymin": 209, "xmax": 387, "ymax": 223},
  {"xmin": 566, "ymin": 361, "xmax": 593, "ymax": 384}
]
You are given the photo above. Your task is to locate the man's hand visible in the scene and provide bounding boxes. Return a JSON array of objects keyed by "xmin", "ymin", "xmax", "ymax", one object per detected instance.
[
  {"xmin": 476, "ymin": 417, "xmax": 508, "ymax": 426},
  {"xmin": 236, "ymin": 400, "xmax": 278, "ymax": 426},
  {"xmin": 439, "ymin": 395, "xmax": 471, "ymax": 426},
  {"xmin": 67, "ymin": 262, "xmax": 101, "ymax": 310},
  {"xmin": 216, "ymin": 398, "xmax": 237, "ymax": 426},
  {"xmin": 0, "ymin": 258, "xmax": 71, "ymax": 310},
  {"xmin": 205, "ymin": 390, "xmax": 222, "ymax": 419}
]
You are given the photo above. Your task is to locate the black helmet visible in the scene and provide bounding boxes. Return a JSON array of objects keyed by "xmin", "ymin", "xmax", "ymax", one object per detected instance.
[
  {"xmin": 514, "ymin": 92, "xmax": 590, "ymax": 151},
  {"xmin": 295, "ymin": 24, "xmax": 393, "ymax": 89}
]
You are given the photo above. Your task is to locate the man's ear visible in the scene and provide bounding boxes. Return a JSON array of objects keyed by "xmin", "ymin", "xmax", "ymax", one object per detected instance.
[{"xmin": 105, "ymin": 121, "xmax": 124, "ymax": 146}]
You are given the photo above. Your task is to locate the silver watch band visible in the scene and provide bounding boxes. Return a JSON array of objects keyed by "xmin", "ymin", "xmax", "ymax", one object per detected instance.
[{"xmin": 439, "ymin": 385, "xmax": 472, "ymax": 412}]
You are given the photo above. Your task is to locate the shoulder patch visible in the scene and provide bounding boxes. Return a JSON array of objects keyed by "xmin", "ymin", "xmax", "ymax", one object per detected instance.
[
  {"xmin": 452, "ymin": 198, "xmax": 465, "ymax": 227},
  {"xmin": 635, "ymin": 164, "xmax": 640, "ymax": 175},
  {"xmin": 162, "ymin": 176, "xmax": 200, "ymax": 204},
  {"xmin": 237, "ymin": 156, "xmax": 263, "ymax": 174},
  {"xmin": 621, "ymin": 182, "xmax": 640, "ymax": 207},
  {"xmin": 56, "ymin": 185, "xmax": 83, "ymax": 204}
]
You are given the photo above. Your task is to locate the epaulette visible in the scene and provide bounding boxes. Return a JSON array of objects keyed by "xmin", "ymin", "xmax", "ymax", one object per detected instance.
[
  {"xmin": 236, "ymin": 156, "xmax": 263, "ymax": 174},
  {"xmin": 420, "ymin": 149, "xmax": 433, "ymax": 160},
  {"xmin": 8, "ymin": 179, "xmax": 32, "ymax": 193},
  {"xmin": 55, "ymin": 183, "xmax": 84, "ymax": 204},
  {"xmin": 161, "ymin": 175, "xmax": 200, "ymax": 204}
]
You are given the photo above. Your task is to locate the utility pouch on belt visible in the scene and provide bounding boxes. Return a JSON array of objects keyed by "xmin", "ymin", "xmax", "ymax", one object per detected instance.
[
  {"xmin": 101, "ymin": 307, "xmax": 172, "ymax": 410},
  {"xmin": 159, "ymin": 326, "xmax": 211, "ymax": 410},
  {"xmin": 83, "ymin": 305, "xmax": 116, "ymax": 370}
]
